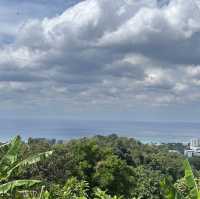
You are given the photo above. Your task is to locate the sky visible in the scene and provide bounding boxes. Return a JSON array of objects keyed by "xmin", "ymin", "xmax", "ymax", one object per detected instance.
[{"xmin": 1, "ymin": 0, "xmax": 200, "ymax": 121}]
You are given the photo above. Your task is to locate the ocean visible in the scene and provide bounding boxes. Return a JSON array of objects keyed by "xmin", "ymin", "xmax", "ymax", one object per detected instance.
[{"xmin": 0, "ymin": 118, "xmax": 200, "ymax": 143}]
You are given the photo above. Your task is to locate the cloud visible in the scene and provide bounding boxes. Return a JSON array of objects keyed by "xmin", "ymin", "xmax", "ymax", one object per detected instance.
[{"xmin": 1, "ymin": 0, "xmax": 200, "ymax": 111}]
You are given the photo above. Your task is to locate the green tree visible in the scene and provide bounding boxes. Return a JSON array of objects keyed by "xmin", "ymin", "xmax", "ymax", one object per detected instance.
[
  {"xmin": 93, "ymin": 155, "xmax": 135, "ymax": 198},
  {"xmin": 132, "ymin": 166, "xmax": 163, "ymax": 199}
]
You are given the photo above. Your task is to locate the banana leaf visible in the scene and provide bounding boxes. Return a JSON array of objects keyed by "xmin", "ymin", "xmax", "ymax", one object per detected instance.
[{"xmin": 0, "ymin": 179, "xmax": 41, "ymax": 194}]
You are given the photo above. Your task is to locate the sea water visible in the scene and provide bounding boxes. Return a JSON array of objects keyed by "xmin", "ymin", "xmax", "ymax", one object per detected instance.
[{"xmin": 0, "ymin": 118, "xmax": 199, "ymax": 143}]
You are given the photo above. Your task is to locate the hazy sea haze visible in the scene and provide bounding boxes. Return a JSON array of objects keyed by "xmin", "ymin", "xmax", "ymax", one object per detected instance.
[{"xmin": 0, "ymin": 118, "xmax": 200, "ymax": 143}]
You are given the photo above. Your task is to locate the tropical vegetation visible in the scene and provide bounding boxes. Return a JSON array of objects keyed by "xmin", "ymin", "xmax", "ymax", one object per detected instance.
[{"xmin": 0, "ymin": 134, "xmax": 200, "ymax": 198}]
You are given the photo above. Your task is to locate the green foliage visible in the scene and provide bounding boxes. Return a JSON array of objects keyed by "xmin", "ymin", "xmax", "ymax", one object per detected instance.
[
  {"xmin": 0, "ymin": 179, "xmax": 41, "ymax": 194},
  {"xmin": 161, "ymin": 159, "xmax": 200, "ymax": 199},
  {"xmin": 0, "ymin": 134, "xmax": 194, "ymax": 199},
  {"xmin": 0, "ymin": 136, "xmax": 53, "ymax": 198},
  {"xmin": 62, "ymin": 177, "xmax": 89, "ymax": 199},
  {"xmin": 94, "ymin": 188, "xmax": 122, "ymax": 199},
  {"xmin": 132, "ymin": 166, "xmax": 163, "ymax": 199},
  {"xmin": 93, "ymin": 155, "xmax": 135, "ymax": 197}
]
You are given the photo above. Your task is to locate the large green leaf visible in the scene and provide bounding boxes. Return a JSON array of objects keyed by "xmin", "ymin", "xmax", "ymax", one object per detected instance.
[
  {"xmin": 6, "ymin": 150, "xmax": 53, "ymax": 179},
  {"xmin": 160, "ymin": 178, "xmax": 184, "ymax": 199},
  {"xmin": 0, "ymin": 136, "xmax": 54, "ymax": 198},
  {"xmin": 0, "ymin": 136, "xmax": 23, "ymax": 173},
  {"xmin": 183, "ymin": 159, "xmax": 199, "ymax": 199},
  {"xmin": 0, "ymin": 143, "xmax": 9, "ymax": 152},
  {"xmin": 183, "ymin": 160, "xmax": 196, "ymax": 188},
  {"xmin": 0, "ymin": 179, "xmax": 41, "ymax": 195}
]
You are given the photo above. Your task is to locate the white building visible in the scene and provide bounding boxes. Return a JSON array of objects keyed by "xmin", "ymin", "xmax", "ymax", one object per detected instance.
[{"xmin": 184, "ymin": 138, "xmax": 200, "ymax": 157}]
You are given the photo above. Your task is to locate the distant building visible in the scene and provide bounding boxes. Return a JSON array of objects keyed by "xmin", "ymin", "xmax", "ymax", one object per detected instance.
[
  {"xmin": 56, "ymin": 140, "xmax": 63, "ymax": 144},
  {"xmin": 184, "ymin": 138, "xmax": 200, "ymax": 157},
  {"xmin": 190, "ymin": 138, "xmax": 200, "ymax": 149}
]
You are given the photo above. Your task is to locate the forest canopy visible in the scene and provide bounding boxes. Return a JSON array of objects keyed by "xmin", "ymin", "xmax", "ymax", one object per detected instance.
[{"xmin": 1, "ymin": 134, "xmax": 198, "ymax": 198}]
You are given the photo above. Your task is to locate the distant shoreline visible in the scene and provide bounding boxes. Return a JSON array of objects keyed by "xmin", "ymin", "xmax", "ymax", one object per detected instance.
[
  {"xmin": 2, "ymin": 134, "xmax": 190, "ymax": 146},
  {"xmin": 0, "ymin": 119, "xmax": 199, "ymax": 143}
]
